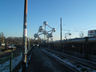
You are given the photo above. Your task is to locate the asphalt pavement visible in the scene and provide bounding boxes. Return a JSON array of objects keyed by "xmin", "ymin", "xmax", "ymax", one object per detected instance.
[{"xmin": 27, "ymin": 47, "xmax": 66, "ymax": 72}]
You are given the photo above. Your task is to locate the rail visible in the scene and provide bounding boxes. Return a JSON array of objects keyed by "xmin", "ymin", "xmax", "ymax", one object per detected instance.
[
  {"xmin": 0, "ymin": 52, "xmax": 22, "ymax": 72},
  {"xmin": 0, "ymin": 47, "xmax": 33, "ymax": 72},
  {"xmin": 41, "ymin": 49, "xmax": 80, "ymax": 72},
  {"xmin": 43, "ymin": 49, "xmax": 96, "ymax": 72}
]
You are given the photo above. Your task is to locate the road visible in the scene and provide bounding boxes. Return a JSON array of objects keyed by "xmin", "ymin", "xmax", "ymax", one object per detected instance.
[{"xmin": 27, "ymin": 48, "xmax": 67, "ymax": 72}]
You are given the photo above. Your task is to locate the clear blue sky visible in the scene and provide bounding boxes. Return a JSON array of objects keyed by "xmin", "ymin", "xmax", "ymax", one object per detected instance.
[{"xmin": 0, "ymin": 0, "xmax": 96, "ymax": 40}]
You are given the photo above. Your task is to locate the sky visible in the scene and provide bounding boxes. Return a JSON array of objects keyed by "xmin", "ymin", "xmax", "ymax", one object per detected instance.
[{"xmin": 0, "ymin": 0, "xmax": 96, "ymax": 40}]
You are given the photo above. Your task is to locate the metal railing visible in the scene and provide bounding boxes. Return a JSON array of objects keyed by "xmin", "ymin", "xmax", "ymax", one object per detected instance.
[{"xmin": 0, "ymin": 51, "xmax": 22, "ymax": 72}]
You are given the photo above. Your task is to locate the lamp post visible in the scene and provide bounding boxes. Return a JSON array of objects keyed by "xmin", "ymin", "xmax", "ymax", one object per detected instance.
[{"xmin": 65, "ymin": 33, "xmax": 71, "ymax": 40}]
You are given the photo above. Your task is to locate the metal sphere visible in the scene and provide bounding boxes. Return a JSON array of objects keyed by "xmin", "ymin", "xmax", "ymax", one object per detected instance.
[
  {"xmin": 43, "ymin": 21, "xmax": 48, "ymax": 26},
  {"xmin": 69, "ymin": 33, "xmax": 71, "ymax": 35},
  {"xmin": 34, "ymin": 33, "xmax": 39, "ymax": 38},
  {"xmin": 52, "ymin": 28, "xmax": 56, "ymax": 32},
  {"xmin": 38, "ymin": 26, "xmax": 44, "ymax": 32},
  {"xmin": 47, "ymin": 33, "xmax": 53, "ymax": 38}
]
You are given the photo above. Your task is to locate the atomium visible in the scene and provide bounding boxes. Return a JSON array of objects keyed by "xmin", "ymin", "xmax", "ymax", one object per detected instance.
[{"xmin": 34, "ymin": 21, "xmax": 56, "ymax": 42}]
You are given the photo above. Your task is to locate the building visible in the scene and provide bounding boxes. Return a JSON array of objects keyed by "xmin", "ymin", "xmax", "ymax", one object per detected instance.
[{"xmin": 88, "ymin": 30, "xmax": 96, "ymax": 37}]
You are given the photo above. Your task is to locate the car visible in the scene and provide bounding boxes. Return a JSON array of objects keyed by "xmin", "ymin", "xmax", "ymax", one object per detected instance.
[{"xmin": 7, "ymin": 44, "xmax": 16, "ymax": 49}]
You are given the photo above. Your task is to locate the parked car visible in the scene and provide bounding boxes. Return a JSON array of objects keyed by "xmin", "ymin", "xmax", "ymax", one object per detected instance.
[{"xmin": 7, "ymin": 44, "xmax": 16, "ymax": 49}]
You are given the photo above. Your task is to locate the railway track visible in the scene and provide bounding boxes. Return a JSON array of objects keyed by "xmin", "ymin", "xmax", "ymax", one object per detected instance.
[
  {"xmin": 42, "ymin": 49, "xmax": 96, "ymax": 72},
  {"xmin": 42, "ymin": 49, "xmax": 80, "ymax": 72}
]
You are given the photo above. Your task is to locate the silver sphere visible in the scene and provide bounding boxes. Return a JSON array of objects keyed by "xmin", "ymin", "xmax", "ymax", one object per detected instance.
[
  {"xmin": 34, "ymin": 33, "xmax": 39, "ymax": 38},
  {"xmin": 43, "ymin": 21, "xmax": 48, "ymax": 26},
  {"xmin": 47, "ymin": 33, "xmax": 53, "ymax": 38},
  {"xmin": 38, "ymin": 26, "xmax": 44, "ymax": 32},
  {"xmin": 52, "ymin": 28, "xmax": 56, "ymax": 32}
]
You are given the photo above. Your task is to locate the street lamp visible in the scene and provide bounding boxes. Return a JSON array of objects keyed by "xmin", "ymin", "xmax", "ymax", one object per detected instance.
[{"xmin": 65, "ymin": 33, "xmax": 71, "ymax": 40}]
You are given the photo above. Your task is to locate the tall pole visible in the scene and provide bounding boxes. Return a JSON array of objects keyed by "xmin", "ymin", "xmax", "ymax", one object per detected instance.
[
  {"xmin": 60, "ymin": 17, "xmax": 62, "ymax": 41},
  {"xmin": 60, "ymin": 17, "xmax": 63, "ymax": 51},
  {"xmin": 23, "ymin": 0, "xmax": 27, "ymax": 71}
]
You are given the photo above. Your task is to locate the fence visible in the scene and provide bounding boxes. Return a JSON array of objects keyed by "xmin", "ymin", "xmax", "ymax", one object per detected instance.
[
  {"xmin": 0, "ymin": 50, "xmax": 22, "ymax": 72},
  {"xmin": 0, "ymin": 46, "xmax": 33, "ymax": 72}
]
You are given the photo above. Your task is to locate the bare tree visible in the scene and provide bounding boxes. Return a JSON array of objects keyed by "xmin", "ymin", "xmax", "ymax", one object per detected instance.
[
  {"xmin": 0, "ymin": 32, "xmax": 5, "ymax": 44},
  {"xmin": 79, "ymin": 32, "xmax": 84, "ymax": 38}
]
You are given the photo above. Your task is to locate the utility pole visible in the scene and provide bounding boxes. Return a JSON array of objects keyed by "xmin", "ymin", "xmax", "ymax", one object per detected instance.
[
  {"xmin": 23, "ymin": 0, "xmax": 28, "ymax": 71},
  {"xmin": 60, "ymin": 17, "xmax": 63, "ymax": 51},
  {"xmin": 60, "ymin": 17, "xmax": 62, "ymax": 41}
]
